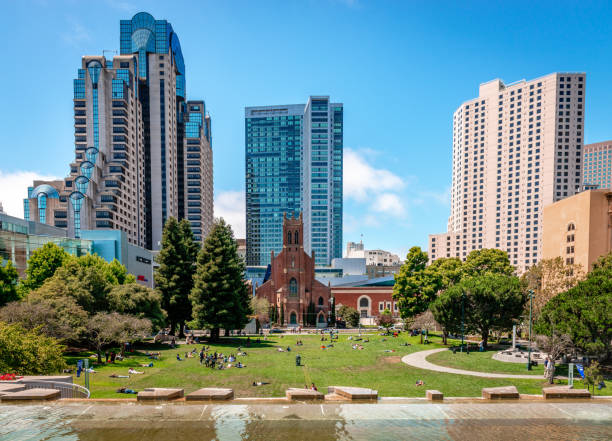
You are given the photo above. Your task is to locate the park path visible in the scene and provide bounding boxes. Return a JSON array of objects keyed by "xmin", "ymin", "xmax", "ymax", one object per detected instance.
[{"xmin": 401, "ymin": 348, "xmax": 549, "ymax": 379}]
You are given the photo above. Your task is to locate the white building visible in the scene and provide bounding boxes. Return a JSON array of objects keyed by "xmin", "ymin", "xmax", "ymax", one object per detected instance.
[{"xmin": 346, "ymin": 241, "xmax": 401, "ymax": 266}]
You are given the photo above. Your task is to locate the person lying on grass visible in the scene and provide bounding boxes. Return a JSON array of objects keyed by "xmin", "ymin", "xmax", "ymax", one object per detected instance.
[
  {"xmin": 109, "ymin": 374, "xmax": 129, "ymax": 378},
  {"xmin": 116, "ymin": 386, "xmax": 137, "ymax": 394},
  {"xmin": 128, "ymin": 368, "xmax": 144, "ymax": 374}
]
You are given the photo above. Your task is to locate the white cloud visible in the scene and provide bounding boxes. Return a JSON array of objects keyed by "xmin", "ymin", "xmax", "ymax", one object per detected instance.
[
  {"xmin": 0, "ymin": 171, "xmax": 60, "ymax": 218},
  {"xmin": 372, "ymin": 193, "xmax": 406, "ymax": 217},
  {"xmin": 344, "ymin": 148, "xmax": 404, "ymax": 201},
  {"xmin": 214, "ymin": 190, "xmax": 245, "ymax": 238}
]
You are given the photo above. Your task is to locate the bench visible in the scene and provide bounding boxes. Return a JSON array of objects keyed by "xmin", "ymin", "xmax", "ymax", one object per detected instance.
[
  {"xmin": 137, "ymin": 388, "xmax": 184, "ymax": 401},
  {"xmin": 328, "ymin": 386, "xmax": 378, "ymax": 400},
  {"xmin": 0, "ymin": 388, "xmax": 61, "ymax": 401},
  {"xmin": 186, "ymin": 388, "xmax": 234, "ymax": 401},
  {"xmin": 286, "ymin": 388, "xmax": 324, "ymax": 400},
  {"xmin": 482, "ymin": 386, "xmax": 520, "ymax": 400},
  {"xmin": 426, "ymin": 390, "xmax": 443, "ymax": 401},
  {"xmin": 543, "ymin": 387, "xmax": 591, "ymax": 399}
]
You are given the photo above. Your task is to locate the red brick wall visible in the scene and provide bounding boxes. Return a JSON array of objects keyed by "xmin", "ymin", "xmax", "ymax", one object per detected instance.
[{"xmin": 331, "ymin": 287, "xmax": 399, "ymax": 318}]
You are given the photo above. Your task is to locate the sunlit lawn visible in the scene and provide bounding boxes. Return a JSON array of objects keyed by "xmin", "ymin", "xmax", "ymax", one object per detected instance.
[{"xmin": 61, "ymin": 332, "xmax": 594, "ymax": 399}]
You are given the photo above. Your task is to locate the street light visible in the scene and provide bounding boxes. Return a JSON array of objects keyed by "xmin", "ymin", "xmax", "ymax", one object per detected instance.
[
  {"xmin": 527, "ymin": 289, "xmax": 534, "ymax": 371},
  {"xmin": 461, "ymin": 292, "xmax": 465, "ymax": 353}
]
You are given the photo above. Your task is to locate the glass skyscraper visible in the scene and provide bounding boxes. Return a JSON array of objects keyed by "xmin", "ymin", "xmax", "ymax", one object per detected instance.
[
  {"xmin": 245, "ymin": 96, "xmax": 343, "ymax": 267},
  {"xmin": 583, "ymin": 141, "xmax": 612, "ymax": 189}
]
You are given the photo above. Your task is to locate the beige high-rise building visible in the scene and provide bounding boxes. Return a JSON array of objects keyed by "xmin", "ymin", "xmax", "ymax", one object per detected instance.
[{"xmin": 429, "ymin": 73, "xmax": 586, "ymax": 273}]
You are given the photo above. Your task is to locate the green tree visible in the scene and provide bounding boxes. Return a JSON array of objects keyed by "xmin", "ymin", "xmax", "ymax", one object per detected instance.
[
  {"xmin": 155, "ymin": 217, "xmax": 199, "ymax": 336},
  {"xmin": 190, "ymin": 219, "xmax": 251, "ymax": 340},
  {"xmin": 88, "ymin": 312, "xmax": 152, "ymax": 363},
  {"xmin": 377, "ymin": 309, "xmax": 395, "ymax": 331},
  {"xmin": 0, "ymin": 297, "xmax": 88, "ymax": 344},
  {"xmin": 430, "ymin": 287, "xmax": 464, "ymax": 345},
  {"xmin": 536, "ymin": 255, "xmax": 612, "ymax": 359},
  {"xmin": 583, "ymin": 361, "xmax": 604, "ymax": 395},
  {"xmin": 442, "ymin": 273, "xmax": 526, "ymax": 348},
  {"xmin": 280, "ymin": 304, "xmax": 285, "ymax": 326},
  {"xmin": 462, "ymin": 249, "xmax": 515, "ymax": 278},
  {"xmin": 0, "ymin": 260, "xmax": 19, "ymax": 307},
  {"xmin": 21, "ymin": 243, "xmax": 69, "ymax": 291},
  {"xmin": 0, "ymin": 321, "xmax": 66, "ymax": 375},
  {"xmin": 426, "ymin": 257, "xmax": 464, "ymax": 289},
  {"xmin": 107, "ymin": 283, "xmax": 166, "ymax": 330},
  {"xmin": 337, "ymin": 305, "xmax": 360, "ymax": 328},
  {"xmin": 393, "ymin": 246, "xmax": 440, "ymax": 320}
]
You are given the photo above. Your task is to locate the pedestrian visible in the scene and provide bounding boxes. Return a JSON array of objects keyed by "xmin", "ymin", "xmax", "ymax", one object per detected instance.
[
  {"xmin": 105, "ymin": 351, "xmax": 109, "ymax": 363},
  {"xmin": 199, "ymin": 349, "xmax": 204, "ymax": 364}
]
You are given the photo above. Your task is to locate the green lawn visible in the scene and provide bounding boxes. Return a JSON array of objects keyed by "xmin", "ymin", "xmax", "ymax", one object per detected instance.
[
  {"xmin": 64, "ymin": 333, "xmax": 603, "ymax": 399},
  {"xmin": 427, "ymin": 348, "xmax": 547, "ymax": 376}
]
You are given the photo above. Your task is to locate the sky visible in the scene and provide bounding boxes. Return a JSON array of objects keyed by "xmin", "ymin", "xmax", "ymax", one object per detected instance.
[{"xmin": 2, "ymin": 0, "xmax": 612, "ymax": 259}]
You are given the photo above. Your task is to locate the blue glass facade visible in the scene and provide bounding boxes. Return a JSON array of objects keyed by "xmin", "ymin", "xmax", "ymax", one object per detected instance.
[
  {"xmin": 245, "ymin": 98, "xmax": 343, "ymax": 267},
  {"xmin": 245, "ymin": 106, "xmax": 303, "ymax": 266}
]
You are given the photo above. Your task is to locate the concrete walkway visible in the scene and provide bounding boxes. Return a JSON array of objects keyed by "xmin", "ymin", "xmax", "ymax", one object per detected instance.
[{"xmin": 401, "ymin": 348, "xmax": 550, "ymax": 379}]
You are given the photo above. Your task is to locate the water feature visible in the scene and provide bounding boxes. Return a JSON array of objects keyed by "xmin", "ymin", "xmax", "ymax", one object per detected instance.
[{"xmin": 0, "ymin": 401, "xmax": 610, "ymax": 440}]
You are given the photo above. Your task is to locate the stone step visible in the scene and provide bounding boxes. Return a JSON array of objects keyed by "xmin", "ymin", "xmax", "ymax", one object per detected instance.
[
  {"xmin": 0, "ymin": 388, "xmax": 61, "ymax": 401},
  {"xmin": 543, "ymin": 386, "xmax": 591, "ymax": 399},
  {"xmin": 0, "ymin": 384, "xmax": 27, "ymax": 396},
  {"xmin": 286, "ymin": 388, "xmax": 323, "ymax": 400},
  {"xmin": 186, "ymin": 388, "xmax": 234, "ymax": 401},
  {"xmin": 426, "ymin": 389, "xmax": 443, "ymax": 401},
  {"xmin": 137, "ymin": 388, "xmax": 184, "ymax": 401},
  {"xmin": 328, "ymin": 386, "xmax": 378, "ymax": 400},
  {"xmin": 482, "ymin": 386, "xmax": 520, "ymax": 400}
]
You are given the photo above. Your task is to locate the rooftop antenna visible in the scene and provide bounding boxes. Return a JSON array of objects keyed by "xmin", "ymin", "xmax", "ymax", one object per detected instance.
[{"xmin": 360, "ymin": 233, "xmax": 363, "ymax": 245}]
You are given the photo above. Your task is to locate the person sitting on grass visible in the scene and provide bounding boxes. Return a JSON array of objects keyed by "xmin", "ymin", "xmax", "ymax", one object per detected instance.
[
  {"xmin": 311, "ymin": 383, "xmax": 318, "ymax": 391},
  {"xmin": 176, "ymin": 354, "xmax": 183, "ymax": 361},
  {"xmin": 415, "ymin": 380, "xmax": 424, "ymax": 386},
  {"xmin": 236, "ymin": 361, "xmax": 244, "ymax": 368}
]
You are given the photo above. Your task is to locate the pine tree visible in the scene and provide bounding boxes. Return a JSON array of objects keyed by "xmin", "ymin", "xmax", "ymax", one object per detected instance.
[
  {"xmin": 280, "ymin": 304, "xmax": 284, "ymax": 326},
  {"xmin": 329, "ymin": 297, "xmax": 336, "ymax": 327},
  {"xmin": 190, "ymin": 219, "xmax": 251, "ymax": 341},
  {"xmin": 154, "ymin": 217, "xmax": 198, "ymax": 336}
]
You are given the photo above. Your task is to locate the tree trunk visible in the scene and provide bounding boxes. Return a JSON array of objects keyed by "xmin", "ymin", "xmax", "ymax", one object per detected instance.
[
  {"xmin": 169, "ymin": 320, "xmax": 176, "ymax": 336},
  {"xmin": 482, "ymin": 328, "xmax": 489, "ymax": 349},
  {"xmin": 210, "ymin": 328, "xmax": 219, "ymax": 341},
  {"xmin": 442, "ymin": 331, "xmax": 448, "ymax": 346},
  {"xmin": 179, "ymin": 321, "xmax": 185, "ymax": 338},
  {"xmin": 97, "ymin": 350, "xmax": 102, "ymax": 364}
]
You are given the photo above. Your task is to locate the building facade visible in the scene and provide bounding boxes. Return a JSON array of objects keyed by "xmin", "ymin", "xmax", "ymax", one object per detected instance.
[
  {"xmin": 25, "ymin": 12, "xmax": 213, "ymax": 249},
  {"xmin": 429, "ymin": 73, "xmax": 586, "ymax": 272},
  {"xmin": 583, "ymin": 141, "xmax": 612, "ymax": 190},
  {"xmin": 346, "ymin": 241, "xmax": 401, "ymax": 266},
  {"xmin": 245, "ymin": 96, "xmax": 343, "ymax": 267},
  {"xmin": 255, "ymin": 214, "xmax": 331, "ymax": 327},
  {"xmin": 332, "ymin": 286, "xmax": 399, "ymax": 325},
  {"xmin": 542, "ymin": 189, "xmax": 612, "ymax": 271}
]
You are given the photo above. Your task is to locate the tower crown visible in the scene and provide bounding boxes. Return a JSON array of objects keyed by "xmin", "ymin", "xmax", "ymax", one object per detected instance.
[{"xmin": 283, "ymin": 212, "xmax": 303, "ymax": 247}]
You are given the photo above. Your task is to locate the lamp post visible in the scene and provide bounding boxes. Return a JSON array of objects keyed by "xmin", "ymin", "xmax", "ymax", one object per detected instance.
[
  {"xmin": 461, "ymin": 292, "xmax": 465, "ymax": 353},
  {"xmin": 527, "ymin": 289, "xmax": 534, "ymax": 371}
]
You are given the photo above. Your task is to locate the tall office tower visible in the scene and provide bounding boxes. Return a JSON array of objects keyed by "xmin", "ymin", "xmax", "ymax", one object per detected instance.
[
  {"xmin": 583, "ymin": 141, "xmax": 612, "ymax": 189},
  {"xmin": 184, "ymin": 100, "xmax": 214, "ymax": 241},
  {"xmin": 303, "ymin": 97, "xmax": 344, "ymax": 267},
  {"xmin": 24, "ymin": 55, "xmax": 146, "ymax": 247},
  {"xmin": 245, "ymin": 96, "xmax": 343, "ymax": 267},
  {"xmin": 428, "ymin": 73, "xmax": 586, "ymax": 273},
  {"xmin": 120, "ymin": 12, "xmax": 185, "ymax": 249}
]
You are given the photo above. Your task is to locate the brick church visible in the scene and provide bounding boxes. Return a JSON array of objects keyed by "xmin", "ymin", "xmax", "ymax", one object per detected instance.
[{"xmin": 255, "ymin": 213, "xmax": 331, "ymax": 327}]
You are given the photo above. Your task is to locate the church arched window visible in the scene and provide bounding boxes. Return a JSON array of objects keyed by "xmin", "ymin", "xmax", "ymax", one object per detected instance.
[
  {"xmin": 318, "ymin": 296, "xmax": 324, "ymax": 306},
  {"xmin": 289, "ymin": 278, "xmax": 298, "ymax": 295},
  {"xmin": 294, "ymin": 231, "xmax": 299, "ymax": 245},
  {"xmin": 287, "ymin": 231, "xmax": 292, "ymax": 244}
]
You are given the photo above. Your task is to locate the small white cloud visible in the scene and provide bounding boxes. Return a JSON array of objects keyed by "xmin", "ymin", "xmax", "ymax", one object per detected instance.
[
  {"xmin": 372, "ymin": 193, "xmax": 406, "ymax": 217},
  {"xmin": 344, "ymin": 148, "xmax": 404, "ymax": 202},
  {"xmin": 214, "ymin": 191, "xmax": 245, "ymax": 238},
  {"xmin": 0, "ymin": 171, "xmax": 60, "ymax": 218}
]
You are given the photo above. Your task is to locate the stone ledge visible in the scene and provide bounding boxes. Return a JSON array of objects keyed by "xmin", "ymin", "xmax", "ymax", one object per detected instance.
[
  {"xmin": 137, "ymin": 388, "xmax": 184, "ymax": 401},
  {"xmin": 328, "ymin": 386, "xmax": 378, "ymax": 400},
  {"xmin": 426, "ymin": 390, "xmax": 443, "ymax": 401},
  {"xmin": 543, "ymin": 386, "xmax": 591, "ymax": 399},
  {"xmin": 482, "ymin": 386, "xmax": 520, "ymax": 400},
  {"xmin": 0, "ymin": 384, "xmax": 27, "ymax": 396},
  {"xmin": 0, "ymin": 388, "xmax": 61, "ymax": 401},
  {"xmin": 186, "ymin": 388, "xmax": 234, "ymax": 401},
  {"xmin": 286, "ymin": 388, "xmax": 323, "ymax": 400}
]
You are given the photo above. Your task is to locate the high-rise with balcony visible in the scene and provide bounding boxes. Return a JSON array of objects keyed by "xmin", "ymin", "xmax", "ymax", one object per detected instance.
[
  {"xmin": 583, "ymin": 141, "xmax": 612, "ymax": 190},
  {"xmin": 245, "ymin": 96, "xmax": 343, "ymax": 267},
  {"xmin": 25, "ymin": 12, "xmax": 213, "ymax": 248},
  {"xmin": 428, "ymin": 73, "xmax": 586, "ymax": 273}
]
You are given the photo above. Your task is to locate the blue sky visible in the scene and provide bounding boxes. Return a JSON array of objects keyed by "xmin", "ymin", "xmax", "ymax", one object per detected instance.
[{"xmin": 2, "ymin": 0, "xmax": 612, "ymax": 259}]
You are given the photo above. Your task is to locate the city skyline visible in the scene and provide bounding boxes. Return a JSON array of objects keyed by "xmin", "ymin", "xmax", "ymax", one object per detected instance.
[{"xmin": 3, "ymin": 1, "xmax": 612, "ymax": 259}]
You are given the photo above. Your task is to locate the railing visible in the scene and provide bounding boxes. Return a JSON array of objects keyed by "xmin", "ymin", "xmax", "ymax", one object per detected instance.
[{"xmin": 19, "ymin": 380, "xmax": 90, "ymax": 399}]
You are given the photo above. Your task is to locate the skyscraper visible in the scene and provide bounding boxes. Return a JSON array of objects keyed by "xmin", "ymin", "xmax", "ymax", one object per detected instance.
[
  {"xmin": 25, "ymin": 12, "xmax": 213, "ymax": 248},
  {"xmin": 245, "ymin": 96, "xmax": 343, "ymax": 267},
  {"xmin": 428, "ymin": 73, "xmax": 586, "ymax": 273},
  {"xmin": 583, "ymin": 141, "xmax": 612, "ymax": 190}
]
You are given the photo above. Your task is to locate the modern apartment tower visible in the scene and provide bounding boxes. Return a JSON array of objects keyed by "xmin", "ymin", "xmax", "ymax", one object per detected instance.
[
  {"xmin": 429, "ymin": 73, "xmax": 586, "ymax": 273},
  {"xmin": 245, "ymin": 96, "xmax": 343, "ymax": 267},
  {"xmin": 583, "ymin": 141, "xmax": 612, "ymax": 190},
  {"xmin": 25, "ymin": 12, "xmax": 213, "ymax": 248}
]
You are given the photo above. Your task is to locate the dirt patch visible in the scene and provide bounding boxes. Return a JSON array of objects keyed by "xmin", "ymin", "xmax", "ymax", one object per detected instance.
[{"xmin": 382, "ymin": 356, "xmax": 402, "ymax": 364}]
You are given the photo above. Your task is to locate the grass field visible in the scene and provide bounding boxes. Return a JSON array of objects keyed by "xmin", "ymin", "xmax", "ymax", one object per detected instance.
[
  {"xmin": 426, "ymin": 348, "xmax": 548, "ymax": 376},
  {"xmin": 62, "ymin": 332, "xmax": 606, "ymax": 399}
]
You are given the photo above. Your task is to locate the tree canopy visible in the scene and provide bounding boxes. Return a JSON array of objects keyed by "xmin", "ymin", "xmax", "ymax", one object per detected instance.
[
  {"xmin": 0, "ymin": 260, "xmax": 19, "ymax": 307},
  {"xmin": 536, "ymin": 253, "xmax": 612, "ymax": 358},
  {"xmin": 462, "ymin": 248, "xmax": 515, "ymax": 278},
  {"xmin": 154, "ymin": 217, "xmax": 199, "ymax": 335},
  {"xmin": 190, "ymin": 219, "xmax": 251, "ymax": 340},
  {"xmin": 0, "ymin": 321, "xmax": 66, "ymax": 375},
  {"xmin": 20, "ymin": 242, "xmax": 70, "ymax": 291},
  {"xmin": 393, "ymin": 247, "xmax": 440, "ymax": 319},
  {"xmin": 107, "ymin": 283, "xmax": 166, "ymax": 330}
]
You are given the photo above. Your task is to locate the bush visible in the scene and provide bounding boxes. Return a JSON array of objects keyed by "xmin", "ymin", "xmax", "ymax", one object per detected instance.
[{"xmin": 337, "ymin": 305, "xmax": 360, "ymax": 328}]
